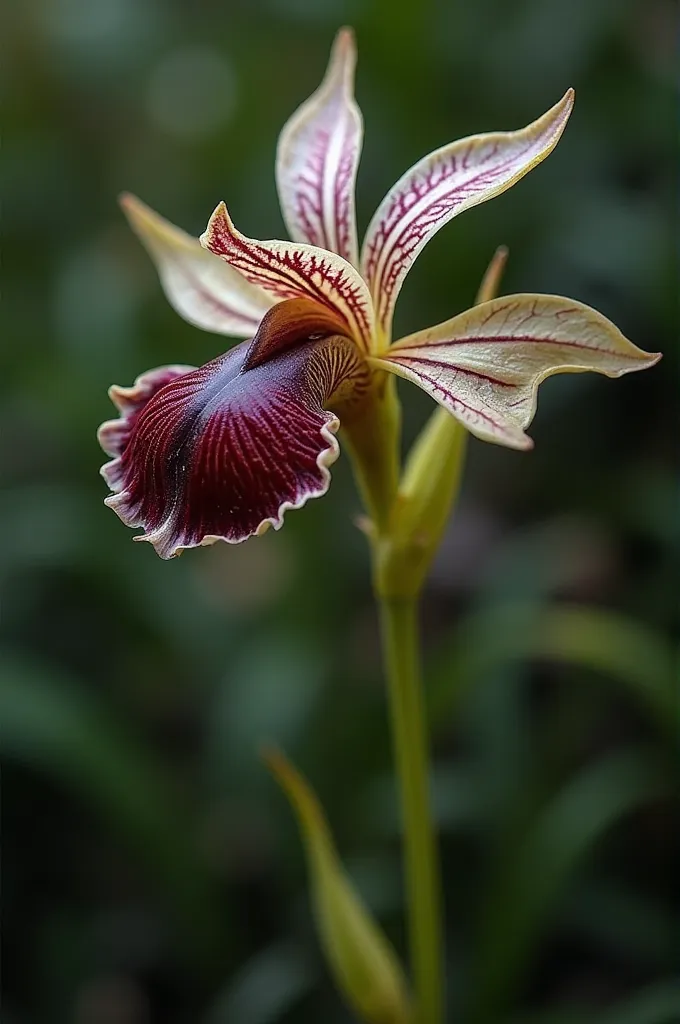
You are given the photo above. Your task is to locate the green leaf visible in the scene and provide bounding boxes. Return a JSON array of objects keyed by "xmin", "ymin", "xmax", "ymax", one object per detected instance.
[
  {"xmin": 471, "ymin": 745, "xmax": 667, "ymax": 1024},
  {"xmin": 205, "ymin": 941, "xmax": 314, "ymax": 1024},
  {"xmin": 598, "ymin": 981, "xmax": 680, "ymax": 1024},
  {"xmin": 265, "ymin": 747, "xmax": 411, "ymax": 1024},
  {"xmin": 428, "ymin": 603, "xmax": 676, "ymax": 736},
  {"xmin": 508, "ymin": 978, "xmax": 680, "ymax": 1024},
  {"xmin": 468, "ymin": 747, "xmax": 667, "ymax": 1023},
  {"xmin": 0, "ymin": 654, "xmax": 226, "ymax": 969}
]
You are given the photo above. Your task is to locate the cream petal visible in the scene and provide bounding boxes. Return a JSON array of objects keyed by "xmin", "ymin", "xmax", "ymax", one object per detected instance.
[
  {"xmin": 276, "ymin": 28, "xmax": 363, "ymax": 266},
  {"xmin": 371, "ymin": 294, "xmax": 661, "ymax": 449},
  {"xmin": 361, "ymin": 91, "xmax": 574, "ymax": 341},
  {"xmin": 201, "ymin": 201, "xmax": 375, "ymax": 351},
  {"xmin": 121, "ymin": 193, "xmax": 274, "ymax": 337}
]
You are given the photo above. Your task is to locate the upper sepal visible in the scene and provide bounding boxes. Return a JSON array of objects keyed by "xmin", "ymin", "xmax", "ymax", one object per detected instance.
[
  {"xmin": 120, "ymin": 193, "xmax": 274, "ymax": 337},
  {"xmin": 276, "ymin": 27, "xmax": 363, "ymax": 266}
]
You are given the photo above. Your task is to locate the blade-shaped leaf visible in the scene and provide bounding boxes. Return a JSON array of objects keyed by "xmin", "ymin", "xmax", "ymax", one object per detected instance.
[
  {"xmin": 205, "ymin": 941, "xmax": 314, "ymax": 1024},
  {"xmin": 427, "ymin": 603, "xmax": 676, "ymax": 737},
  {"xmin": 468, "ymin": 748, "xmax": 666, "ymax": 1023},
  {"xmin": 0, "ymin": 655, "xmax": 226, "ymax": 967},
  {"xmin": 506, "ymin": 979, "xmax": 680, "ymax": 1024},
  {"xmin": 264, "ymin": 748, "xmax": 411, "ymax": 1024}
]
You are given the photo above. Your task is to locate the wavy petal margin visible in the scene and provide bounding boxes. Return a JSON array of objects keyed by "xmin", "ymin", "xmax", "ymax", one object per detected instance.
[
  {"xmin": 98, "ymin": 309, "xmax": 370, "ymax": 557},
  {"xmin": 276, "ymin": 27, "xmax": 362, "ymax": 267},
  {"xmin": 201, "ymin": 202, "xmax": 375, "ymax": 351},
  {"xmin": 98, "ymin": 364, "xmax": 197, "ymax": 478},
  {"xmin": 121, "ymin": 194, "xmax": 274, "ymax": 337},
  {"xmin": 361, "ymin": 91, "xmax": 575, "ymax": 340},
  {"xmin": 371, "ymin": 294, "xmax": 661, "ymax": 449}
]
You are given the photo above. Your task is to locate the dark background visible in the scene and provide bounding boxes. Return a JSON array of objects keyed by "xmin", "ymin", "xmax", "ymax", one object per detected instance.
[{"xmin": 2, "ymin": 0, "xmax": 677, "ymax": 1022}]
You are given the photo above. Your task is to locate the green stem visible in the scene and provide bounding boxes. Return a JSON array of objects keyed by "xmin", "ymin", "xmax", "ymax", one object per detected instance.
[
  {"xmin": 340, "ymin": 373, "xmax": 401, "ymax": 534},
  {"xmin": 378, "ymin": 596, "xmax": 443, "ymax": 1024},
  {"xmin": 360, "ymin": 246, "xmax": 507, "ymax": 1022}
]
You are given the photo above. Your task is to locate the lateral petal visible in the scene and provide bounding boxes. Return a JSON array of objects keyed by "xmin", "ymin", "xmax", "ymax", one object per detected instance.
[
  {"xmin": 276, "ymin": 27, "xmax": 362, "ymax": 266},
  {"xmin": 98, "ymin": 328, "xmax": 370, "ymax": 558},
  {"xmin": 201, "ymin": 202, "xmax": 375, "ymax": 351},
  {"xmin": 371, "ymin": 294, "xmax": 661, "ymax": 450},
  {"xmin": 121, "ymin": 193, "xmax": 274, "ymax": 337},
  {"xmin": 361, "ymin": 91, "xmax": 574, "ymax": 340}
]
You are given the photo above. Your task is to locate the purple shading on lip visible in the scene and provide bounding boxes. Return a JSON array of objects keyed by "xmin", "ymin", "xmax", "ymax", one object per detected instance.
[{"xmin": 98, "ymin": 306, "xmax": 368, "ymax": 557}]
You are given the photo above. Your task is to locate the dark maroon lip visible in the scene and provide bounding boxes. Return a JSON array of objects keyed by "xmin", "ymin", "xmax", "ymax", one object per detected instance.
[{"xmin": 98, "ymin": 306, "xmax": 369, "ymax": 558}]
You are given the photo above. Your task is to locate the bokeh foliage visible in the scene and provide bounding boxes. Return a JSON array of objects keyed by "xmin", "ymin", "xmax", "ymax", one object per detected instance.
[{"xmin": 2, "ymin": 0, "xmax": 677, "ymax": 1022}]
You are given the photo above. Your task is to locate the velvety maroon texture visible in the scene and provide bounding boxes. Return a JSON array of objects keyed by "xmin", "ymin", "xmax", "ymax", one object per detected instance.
[{"xmin": 100, "ymin": 333, "xmax": 365, "ymax": 557}]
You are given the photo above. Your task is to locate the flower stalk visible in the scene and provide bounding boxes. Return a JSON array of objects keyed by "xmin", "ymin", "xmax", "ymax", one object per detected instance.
[
  {"xmin": 341, "ymin": 372, "xmax": 402, "ymax": 536},
  {"xmin": 378, "ymin": 595, "xmax": 443, "ymax": 1024},
  {"xmin": 361, "ymin": 246, "xmax": 511, "ymax": 1023}
]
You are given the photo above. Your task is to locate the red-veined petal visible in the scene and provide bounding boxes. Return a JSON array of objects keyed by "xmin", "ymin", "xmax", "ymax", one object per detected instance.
[
  {"xmin": 371, "ymin": 294, "xmax": 661, "ymax": 449},
  {"xmin": 361, "ymin": 91, "xmax": 574, "ymax": 340},
  {"xmin": 276, "ymin": 27, "xmax": 362, "ymax": 266},
  {"xmin": 201, "ymin": 202, "xmax": 375, "ymax": 351},
  {"xmin": 98, "ymin": 365, "xmax": 197, "ymax": 480},
  {"xmin": 121, "ymin": 193, "xmax": 274, "ymax": 337},
  {"xmin": 98, "ymin": 303, "xmax": 370, "ymax": 558}
]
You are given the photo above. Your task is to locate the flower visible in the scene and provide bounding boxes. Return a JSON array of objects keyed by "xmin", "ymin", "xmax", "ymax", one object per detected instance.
[{"xmin": 99, "ymin": 28, "xmax": 659, "ymax": 558}]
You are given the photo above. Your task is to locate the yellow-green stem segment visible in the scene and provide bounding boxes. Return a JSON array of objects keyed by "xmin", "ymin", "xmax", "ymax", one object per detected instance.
[
  {"xmin": 378, "ymin": 596, "xmax": 443, "ymax": 1024},
  {"xmin": 357, "ymin": 247, "xmax": 509, "ymax": 1024},
  {"xmin": 341, "ymin": 372, "xmax": 401, "ymax": 536}
]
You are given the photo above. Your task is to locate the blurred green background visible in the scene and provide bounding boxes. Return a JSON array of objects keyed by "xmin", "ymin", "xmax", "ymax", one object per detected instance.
[{"xmin": 2, "ymin": 0, "xmax": 677, "ymax": 1022}]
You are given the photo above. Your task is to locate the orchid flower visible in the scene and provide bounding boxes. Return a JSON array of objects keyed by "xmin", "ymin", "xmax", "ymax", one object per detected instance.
[{"xmin": 99, "ymin": 28, "xmax": 659, "ymax": 559}]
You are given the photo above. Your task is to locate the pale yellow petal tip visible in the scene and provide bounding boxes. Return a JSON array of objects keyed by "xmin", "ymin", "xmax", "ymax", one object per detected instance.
[
  {"xmin": 500, "ymin": 424, "xmax": 534, "ymax": 452},
  {"xmin": 327, "ymin": 27, "xmax": 357, "ymax": 89},
  {"xmin": 204, "ymin": 199, "xmax": 227, "ymax": 228},
  {"xmin": 333, "ymin": 26, "xmax": 356, "ymax": 57},
  {"xmin": 616, "ymin": 345, "xmax": 662, "ymax": 372},
  {"xmin": 555, "ymin": 88, "xmax": 575, "ymax": 118},
  {"xmin": 199, "ymin": 201, "xmax": 230, "ymax": 249},
  {"xmin": 118, "ymin": 191, "xmax": 179, "ymax": 246},
  {"xmin": 118, "ymin": 191, "xmax": 132, "ymax": 209},
  {"xmin": 118, "ymin": 190, "xmax": 137, "ymax": 211},
  {"xmin": 119, "ymin": 191, "xmax": 150, "ymax": 224},
  {"xmin": 543, "ymin": 87, "xmax": 575, "ymax": 131},
  {"xmin": 475, "ymin": 245, "xmax": 509, "ymax": 305}
]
